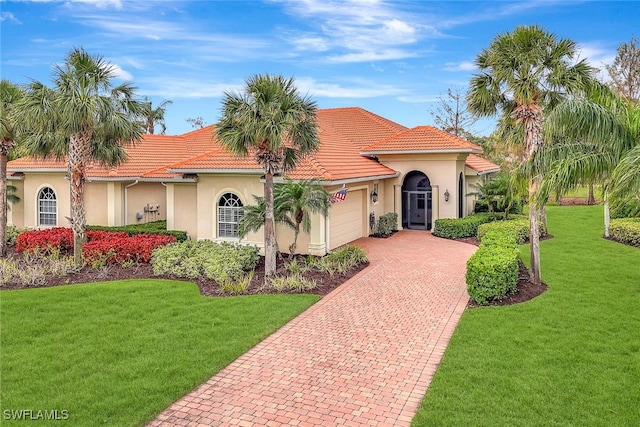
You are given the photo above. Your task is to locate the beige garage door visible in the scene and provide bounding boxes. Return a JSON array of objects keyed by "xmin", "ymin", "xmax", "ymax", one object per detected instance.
[{"xmin": 329, "ymin": 189, "xmax": 364, "ymax": 250}]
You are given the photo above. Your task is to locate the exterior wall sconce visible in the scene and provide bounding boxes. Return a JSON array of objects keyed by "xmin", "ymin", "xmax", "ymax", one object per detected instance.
[
  {"xmin": 444, "ymin": 189, "xmax": 450, "ymax": 202},
  {"xmin": 370, "ymin": 183, "xmax": 379, "ymax": 203}
]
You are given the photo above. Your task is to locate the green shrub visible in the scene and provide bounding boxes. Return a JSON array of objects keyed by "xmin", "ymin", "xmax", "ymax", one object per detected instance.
[
  {"xmin": 151, "ymin": 240, "xmax": 259, "ymax": 284},
  {"xmin": 433, "ymin": 213, "xmax": 504, "ymax": 239},
  {"xmin": 6, "ymin": 226, "xmax": 27, "ymax": 247},
  {"xmin": 219, "ymin": 271, "xmax": 254, "ymax": 295},
  {"xmin": 466, "ymin": 229, "xmax": 520, "ymax": 305},
  {"xmin": 474, "ymin": 199, "xmax": 524, "ymax": 215},
  {"xmin": 373, "ymin": 212, "xmax": 398, "ymax": 236},
  {"xmin": 477, "ymin": 215, "xmax": 547, "ymax": 244},
  {"xmin": 87, "ymin": 221, "xmax": 188, "ymax": 242},
  {"xmin": 609, "ymin": 218, "xmax": 640, "ymax": 247}
]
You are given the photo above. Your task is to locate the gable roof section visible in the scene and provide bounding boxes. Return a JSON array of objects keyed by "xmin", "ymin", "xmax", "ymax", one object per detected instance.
[
  {"xmin": 465, "ymin": 154, "xmax": 501, "ymax": 175},
  {"xmin": 316, "ymin": 107, "xmax": 408, "ymax": 149},
  {"xmin": 168, "ymin": 125, "xmax": 398, "ymax": 181},
  {"xmin": 361, "ymin": 126, "xmax": 483, "ymax": 155}
]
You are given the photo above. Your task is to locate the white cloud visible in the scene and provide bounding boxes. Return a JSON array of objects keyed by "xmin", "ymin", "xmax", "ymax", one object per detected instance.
[
  {"xmin": 328, "ymin": 49, "xmax": 418, "ymax": 63},
  {"xmin": 111, "ymin": 64, "xmax": 133, "ymax": 80},
  {"xmin": 1, "ymin": 12, "xmax": 21, "ymax": 23},
  {"xmin": 68, "ymin": 0, "xmax": 123, "ymax": 9},
  {"xmin": 295, "ymin": 77, "xmax": 406, "ymax": 98},
  {"xmin": 442, "ymin": 61, "xmax": 476, "ymax": 72}
]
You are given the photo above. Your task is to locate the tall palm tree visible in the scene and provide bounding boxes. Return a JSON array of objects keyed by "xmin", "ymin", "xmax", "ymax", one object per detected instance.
[
  {"xmin": 217, "ymin": 74, "xmax": 319, "ymax": 278},
  {"xmin": 140, "ymin": 97, "xmax": 172, "ymax": 134},
  {"xmin": 467, "ymin": 25, "xmax": 594, "ymax": 284},
  {"xmin": 17, "ymin": 47, "xmax": 144, "ymax": 265},
  {"xmin": 536, "ymin": 86, "xmax": 640, "ymax": 233},
  {"xmin": 275, "ymin": 179, "xmax": 329, "ymax": 255},
  {"xmin": 0, "ymin": 79, "xmax": 24, "ymax": 256}
]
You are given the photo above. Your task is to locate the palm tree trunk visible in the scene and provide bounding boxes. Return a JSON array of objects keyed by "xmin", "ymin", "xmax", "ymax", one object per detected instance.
[
  {"xmin": 0, "ymin": 147, "xmax": 8, "ymax": 257},
  {"xmin": 603, "ymin": 191, "xmax": 611, "ymax": 238},
  {"xmin": 529, "ymin": 180, "xmax": 542, "ymax": 285},
  {"xmin": 289, "ymin": 224, "xmax": 300, "ymax": 256},
  {"xmin": 263, "ymin": 171, "xmax": 277, "ymax": 278},
  {"xmin": 587, "ymin": 183, "xmax": 596, "ymax": 205},
  {"xmin": 69, "ymin": 131, "xmax": 91, "ymax": 266}
]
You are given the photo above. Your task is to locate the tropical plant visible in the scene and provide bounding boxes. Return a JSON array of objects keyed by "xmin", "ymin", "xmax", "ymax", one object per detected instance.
[
  {"xmin": 275, "ymin": 179, "xmax": 329, "ymax": 255},
  {"xmin": 16, "ymin": 47, "xmax": 144, "ymax": 265},
  {"xmin": 468, "ymin": 171, "xmax": 524, "ymax": 219},
  {"xmin": 0, "ymin": 79, "xmax": 24, "ymax": 257},
  {"xmin": 216, "ymin": 74, "xmax": 319, "ymax": 279},
  {"xmin": 466, "ymin": 25, "xmax": 594, "ymax": 284},
  {"xmin": 535, "ymin": 84, "xmax": 639, "ymax": 235},
  {"xmin": 140, "ymin": 97, "xmax": 172, "ymax": 134}
]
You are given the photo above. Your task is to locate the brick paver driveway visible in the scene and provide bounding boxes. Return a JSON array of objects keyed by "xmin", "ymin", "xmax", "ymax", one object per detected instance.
[{"xmin": 149, "ymin": 230, "xmax": 476, "ymax": 426}]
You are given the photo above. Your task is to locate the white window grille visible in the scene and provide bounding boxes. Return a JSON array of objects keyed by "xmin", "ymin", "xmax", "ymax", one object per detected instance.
[
  {"xmin": 38, "ymin": 187, "xmax": 57, "ymax": 226},
  {"xmin": 217, "ymin": 193, "xmax": 243, "ymax": 238}
]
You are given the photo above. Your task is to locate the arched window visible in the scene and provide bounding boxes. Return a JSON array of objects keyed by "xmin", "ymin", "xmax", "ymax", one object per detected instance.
[
  {"xmin": 38, "ymin": 187, "xmax": 57, "ymax": 226},
  {"xmin": 217, "ymin": 193, "xmax": 243, "ymax": 238}
]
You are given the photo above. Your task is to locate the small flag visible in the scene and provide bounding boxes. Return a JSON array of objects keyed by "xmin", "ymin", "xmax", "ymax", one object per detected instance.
[{"xmin": 329, "ymin": 188, "xmax": 347, "ymax": 203}]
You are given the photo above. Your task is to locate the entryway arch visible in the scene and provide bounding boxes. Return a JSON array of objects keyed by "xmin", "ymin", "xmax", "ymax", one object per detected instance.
[{"xmin": 402, "ymin": 171, "xmax": 432, "ymax": 230}]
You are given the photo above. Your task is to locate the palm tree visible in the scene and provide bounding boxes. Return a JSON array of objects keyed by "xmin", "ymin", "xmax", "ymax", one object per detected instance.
[
  {"xmin": 0, "ymin": 79, "xmax": 24, "ymax": 256},
  {"xmin": 17, "ymin": 47, "xmax": 144, "ymax": 265},
  {"xmin": 275, "ymin": 179, "xmax": 329, "ymax": 255},
  {"xmin": 467, "ymin": 25, "xmax": 594, "ymax": 284},
  {"xmin": 140, "ymin": 97, "xmax": 172, "ymax": 134},
  {"xmin": 536, "ymin": 86, "xmax": 640, "ymax": 234},
  {"xmin": 217, "ymin": 74, "xmax": 319, "ymax": 278}
]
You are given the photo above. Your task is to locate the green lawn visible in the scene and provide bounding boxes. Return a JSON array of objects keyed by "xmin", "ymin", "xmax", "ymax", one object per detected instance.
[
  {"xmin": 413, "ymin": 205, "xmax": 640, "ymax": 427},
  {"xmin": 0, "ymin": 280, "xmax": 318, "ymax": 426}
]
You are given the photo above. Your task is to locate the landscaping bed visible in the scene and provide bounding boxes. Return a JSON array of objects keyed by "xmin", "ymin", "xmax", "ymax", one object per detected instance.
[{"xmin": 1, "ymin": 247, "xmax": 368, "ymax": 296}]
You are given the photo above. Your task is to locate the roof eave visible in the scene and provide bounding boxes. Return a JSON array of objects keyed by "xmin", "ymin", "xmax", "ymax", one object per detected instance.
[
  {"xmin": 360, "ymin": 148, "xmax": 482, "ymax": 155},
  {"xmin": 282, "ymin": 172, "xmax": 399, "ymax": 186},
  {"xmin": 86, "ymin": 177, "xmax": 197, "ymax": 183},
  {"xmin": 168, "ymin": 168, "xmax": 263, "ymax": 174}
]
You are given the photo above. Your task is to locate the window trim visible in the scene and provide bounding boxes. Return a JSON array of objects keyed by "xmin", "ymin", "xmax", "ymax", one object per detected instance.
[
  {"xmin": 216, "ymin": 192, "xmax": 244, "ymax": 239},
  {"xmin": 37, "ymin": 186, "xmax": 57, "ymax": 227}
]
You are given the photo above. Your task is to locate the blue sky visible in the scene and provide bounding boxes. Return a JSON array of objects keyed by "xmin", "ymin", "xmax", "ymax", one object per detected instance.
[{"xmin": 1, "ymin": 0, "xmax": 638, "ymax": 136}]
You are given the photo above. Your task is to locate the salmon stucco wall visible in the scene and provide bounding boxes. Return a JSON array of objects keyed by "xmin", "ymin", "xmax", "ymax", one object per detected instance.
[
  {"xmin": 377, "ymin": 153, "xmax": 469, "ymax": 227},
  {"xmin": 21, "ymin": 173, "xmax": 70, "ymax": 228},
  {"xmin": 124, "ymin": 182, "xmax": 167, "ymax": 225},
  {"xmin": 170, "ymin": 183, "xmax": 198, "ymax": 240}
]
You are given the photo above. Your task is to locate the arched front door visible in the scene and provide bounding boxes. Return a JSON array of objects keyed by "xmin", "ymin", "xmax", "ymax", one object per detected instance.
[{"xmin": 402, "ymin": 171, "xmax": 432, "ymax": 230}]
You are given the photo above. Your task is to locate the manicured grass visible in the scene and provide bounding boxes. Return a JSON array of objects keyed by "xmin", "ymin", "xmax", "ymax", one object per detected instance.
[
  {"xmin": 412, "ymin": 205, "xmax": 640, "ymax": 427},
  {"xmin": 0, "ymin": 280, "xmax": 318, "ymax": 426}
]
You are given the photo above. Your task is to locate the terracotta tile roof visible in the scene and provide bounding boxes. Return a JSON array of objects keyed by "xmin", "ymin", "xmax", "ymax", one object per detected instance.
[
  {"xmin": 465, "ymin": 154, "xmax": 501, "ymax": 174},
  {"xmin": 8, "ymin": 108, "xmax": 479, "ymax": 183},
  {"xmin": 361, "ymin": 126, "xmax": 483, "ymax": 154},
  {"xmin": 316, "ymin": 107, "xmax": 408, "ymax": 148}
]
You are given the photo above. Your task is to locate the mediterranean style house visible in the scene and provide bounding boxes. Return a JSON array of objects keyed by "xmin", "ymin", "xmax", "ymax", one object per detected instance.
[{"xmin": 7, "ymin": 107, "xmax": 499, "ymax": 255}]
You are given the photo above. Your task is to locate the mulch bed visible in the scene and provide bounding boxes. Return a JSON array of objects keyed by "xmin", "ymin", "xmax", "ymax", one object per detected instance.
[
  {"xmin": 3, "ymin": 236, "xmax": 548, "ymax": 307},
  {"xmin": 0, "ymin": 248, "xmax": 368, "ymax": 297}
]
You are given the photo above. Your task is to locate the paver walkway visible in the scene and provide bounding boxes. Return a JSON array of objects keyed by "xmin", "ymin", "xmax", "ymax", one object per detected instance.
[{"xmin": 148, "ymin": 230, "xmax": 476, "ymax": 426}]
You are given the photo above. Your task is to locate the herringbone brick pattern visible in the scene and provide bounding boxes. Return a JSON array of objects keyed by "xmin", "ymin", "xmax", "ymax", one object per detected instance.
[{"xmin": 148, "ymin": 231, "xmax": 476, "ymax": 426}]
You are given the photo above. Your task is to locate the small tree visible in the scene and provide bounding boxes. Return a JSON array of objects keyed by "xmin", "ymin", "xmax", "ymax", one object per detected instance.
[
  {"xmin": 606, "ymin": 37, "xmax": 640, "ymax": 103},
  {"xmin": 140, "ymin": 97, "xmax": 172, "ymax": 134},
  {"xmin": 186, "ymin": 116, "xmax": 207, "ymax": 129},
  {"xmin": 429, "ymin": 88, "xmax": 478, "ymax": 138},
  {"xmin": 275, "ymin": 180, "xmax": 329, "ymax": 256}
]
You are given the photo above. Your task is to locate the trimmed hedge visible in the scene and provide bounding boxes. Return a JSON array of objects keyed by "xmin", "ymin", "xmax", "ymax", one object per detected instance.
[
  {"xmin": 466, "ymin": 228, "xmax": 520, "ymax": 305},
  {"xmin": 433, "ymin": 212, "xmax": 504, "ymax": 239},
  {"xmin": 609, "ymin": 218, "xmax": 640, "ymax": 247},
  {"xmin": 87, "ymin": 220, "xmax": 188, "ymax": 242},
  {"xmin": 477, "ymin": 215, "xmax": 547, "ymax": 244}
]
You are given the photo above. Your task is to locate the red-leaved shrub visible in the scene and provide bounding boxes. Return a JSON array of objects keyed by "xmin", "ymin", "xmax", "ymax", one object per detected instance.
[
  {"xmin": 16, "ymin": 228, "xmax": 174, "ymax": 264},
  {"xmin": 82, "ymin": 234, "xmax": 176, "ymax": 264}
]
